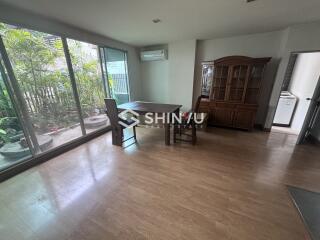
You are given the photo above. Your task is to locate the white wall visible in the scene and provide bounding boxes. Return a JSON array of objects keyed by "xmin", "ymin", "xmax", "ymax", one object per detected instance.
[
  {"xmin": 286, "ymin": 53, "xmax": 320, "ymax": 133},
  {"xmin": 194, "ymin": 31, "xmax": 286, "ymax": 125},
  {"xmin": 141, "ymin": 40, "xmax": 196, "ymax": 111},
  {"xmin": 168, "ymin": 40, "xmax": 196, "ymax": 111},
  {"xmin": 0, "ymin": 3, "xmax": 142, "ymax": 100},
  {"xmin": 141, "ymin": 60, "xmax": 169, "ymax": 103}
]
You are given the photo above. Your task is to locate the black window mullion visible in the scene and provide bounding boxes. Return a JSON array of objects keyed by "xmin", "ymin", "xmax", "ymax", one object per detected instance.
[
  {"xmin": 98, "ymin": 47, "xmax": 109, "ymax": 98},
  {"xmin": 61, "ymin": 37, "xmax": 86, "ymax": 136}
]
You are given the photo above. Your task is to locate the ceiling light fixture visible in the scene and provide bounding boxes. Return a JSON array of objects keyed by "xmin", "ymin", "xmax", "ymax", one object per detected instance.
[{"xmin": 152, "ymin": 19, "xmax": 161, "ymax": 23}]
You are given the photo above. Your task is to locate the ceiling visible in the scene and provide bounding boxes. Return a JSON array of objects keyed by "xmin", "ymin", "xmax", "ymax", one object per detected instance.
[{"xmin": 1, "ymin": 0, "xmax": 320, "ymax": 46}]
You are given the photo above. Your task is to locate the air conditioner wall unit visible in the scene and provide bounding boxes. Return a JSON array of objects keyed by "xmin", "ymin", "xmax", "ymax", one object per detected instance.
[{"xmin": 140, "ymin": 49, "xmax": 168, "ymax": 61}]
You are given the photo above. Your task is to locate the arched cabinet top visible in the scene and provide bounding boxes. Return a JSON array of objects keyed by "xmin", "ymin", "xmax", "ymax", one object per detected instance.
[{"xmin": 201, "ymin": 56, "xmax": 271, "ymax": 65}]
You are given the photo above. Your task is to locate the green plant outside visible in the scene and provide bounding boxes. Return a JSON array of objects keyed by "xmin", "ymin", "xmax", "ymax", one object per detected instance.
[{"xmin": 0, "ymin": 23, "xmax": 106, "ymax": 135}]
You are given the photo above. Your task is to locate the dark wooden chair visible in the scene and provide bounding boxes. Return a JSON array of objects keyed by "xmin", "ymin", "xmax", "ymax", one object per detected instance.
[
  {"xmin": 104, "ymin": 98, "xmax": 137, "ymax": 146},
  {"xmin": 194, "ymin": 95, "xmax": 209, "ymax": 131},
  {"xmin": 194, "ymin": 95, "xmax": 209, "ymax": 113},
  {"xmin": 173, "ymin": 95, "xmax": 209, "ymax": 145}
]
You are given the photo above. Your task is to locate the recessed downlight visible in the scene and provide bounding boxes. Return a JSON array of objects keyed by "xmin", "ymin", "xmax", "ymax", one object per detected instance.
[{"xmin": 152, "ymin": 19, "xmax": 161, "ymax": 23}]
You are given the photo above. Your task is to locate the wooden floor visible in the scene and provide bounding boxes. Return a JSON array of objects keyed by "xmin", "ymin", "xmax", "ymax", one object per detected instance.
[{"xmin": 0, "ymin": 127, "xmax": 319, "ymax": 240}]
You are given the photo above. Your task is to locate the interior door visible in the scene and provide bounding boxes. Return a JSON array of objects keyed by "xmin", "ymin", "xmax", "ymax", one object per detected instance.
[{"xmin": 297, "ymin": 77, "xmax": 320, "ymax": 144}]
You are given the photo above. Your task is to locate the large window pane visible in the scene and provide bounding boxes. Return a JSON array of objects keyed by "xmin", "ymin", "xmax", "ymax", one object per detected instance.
[
  {"xmin": 0, "ymin": 59, "xmax": 32, "ymax": 171},
  {"xmin": 104, "ymin": 48, "xmax": 130, "ymax": 104},
  {"xmin": 67, "ymin": 39, "xmax": 109, "ymax": 134},
  {"xmin": 0, "ymin": 24, "xmax": 83, "ymax": 152}
]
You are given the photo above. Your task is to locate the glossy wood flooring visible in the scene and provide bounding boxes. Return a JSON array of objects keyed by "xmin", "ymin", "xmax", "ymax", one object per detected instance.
[{"xmin": 1, "ymin": 127, "xmax": 320, "ymax": 240}]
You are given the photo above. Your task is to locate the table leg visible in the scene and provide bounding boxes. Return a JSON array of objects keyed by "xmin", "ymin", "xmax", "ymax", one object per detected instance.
[
  {"xmin": 165, "ymin": 114, "xmax": 170, "ymax": 146},
  {"xmin": 173, "ymin": 109, "xmax": 180, "ymax": 143},
  {"xmin": 112, "ymin": 127, "xmax": 123, "ymax": 146}
]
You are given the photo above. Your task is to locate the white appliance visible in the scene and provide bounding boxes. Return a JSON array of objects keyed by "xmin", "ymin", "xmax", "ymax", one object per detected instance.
[
  {"xmin": 140, "ymin": 49, "xmax": 167, "ymax": 61},
  {"xmin": 273, "ymin": 91, "xmax": 298, "ymax": 126}
]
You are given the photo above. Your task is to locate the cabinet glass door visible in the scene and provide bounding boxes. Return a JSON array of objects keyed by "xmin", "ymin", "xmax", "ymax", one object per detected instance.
[
  {"xmin": 245, "ymin": 64, "xmax": 265, "ymax": 104},
  {"xmin": 211, "ymin": 65, "xmax": 228, "ymax": 101},
  {"xmin": 227, "ymin": 65, "xmax": 248, "ymax": 102}
]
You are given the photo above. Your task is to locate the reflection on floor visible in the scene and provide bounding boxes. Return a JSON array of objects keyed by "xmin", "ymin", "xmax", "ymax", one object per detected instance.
[
  {"xmin": 0, "ymin": 120, "xmax": 110, "ymax": 172},
  {"xmin": 272, "ymin": 126, "xmax": 299, "ymax": 135},
  {"xmin": 0, "ymin": 128, "xmax": 319, "ymax": 240},
  {"xmin": 0, "ymin": 155, "xmax": 30, "ymax": 171}
]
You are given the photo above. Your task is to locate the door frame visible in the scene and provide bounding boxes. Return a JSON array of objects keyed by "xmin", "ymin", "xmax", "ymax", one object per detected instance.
[
  {"xmin": 100, "ymin": 47, "xmax": 131, "ymax": 103},
  {"xmin": 270, "ymin": 50, "xmax": 320, "ymax": 144},
  {"xmin": 296, "ymin": 77, "xmax": 320, "ymax": 144}
]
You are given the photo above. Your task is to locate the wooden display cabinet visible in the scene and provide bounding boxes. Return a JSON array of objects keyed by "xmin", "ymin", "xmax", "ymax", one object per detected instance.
[{"xmin": 199, "ymin": 56, "xmax": 271, "ymax": 130}]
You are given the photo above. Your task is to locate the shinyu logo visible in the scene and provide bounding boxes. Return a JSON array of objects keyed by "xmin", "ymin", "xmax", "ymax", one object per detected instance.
[
  {"xmin": 118, "ymin": 109, "xmax": 206, "ymax": 128},
  {"xmin": 118, "ymin": 109, "xmax": 140, "ymax": 128}
]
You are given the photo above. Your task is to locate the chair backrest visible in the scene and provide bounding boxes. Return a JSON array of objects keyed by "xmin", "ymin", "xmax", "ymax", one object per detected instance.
[
  {"xmin": 105, "ymin": 98, "xmax": 120, "ymax": 128},
  {"xmin": 194, "ymin": 95, "xmax": 209, "ymax": 113}
]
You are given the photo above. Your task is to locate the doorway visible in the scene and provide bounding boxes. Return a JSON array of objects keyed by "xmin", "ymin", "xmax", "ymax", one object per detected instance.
[{"xmin": 272, "ymin": 52, "xmax": 320, "ymax": 144}]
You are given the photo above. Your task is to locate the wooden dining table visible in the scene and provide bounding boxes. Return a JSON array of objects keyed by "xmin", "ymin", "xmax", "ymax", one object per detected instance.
[{"xmin": 118, "ymin": 101, "xmax": 182, "ymax": 145}]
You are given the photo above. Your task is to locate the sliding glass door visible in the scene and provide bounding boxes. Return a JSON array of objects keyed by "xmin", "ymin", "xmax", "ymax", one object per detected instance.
[
  {"xmin": 101, "ymin": 48, "xmax": 130, "ymax": 104},
  {"xmin": 67, "ymin": 39, "xmax": 109, "ymax": 133},
  {"xmin": 0, "ymin": 24, "xmax": 83, "ymax": 153},
  {"xmin": 0, "ymin": 22, "xmax": 131, "ymax": 175},
  {"xmin": 0, "ymin": 59, "xmax": 32, "ymax": 171}
]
